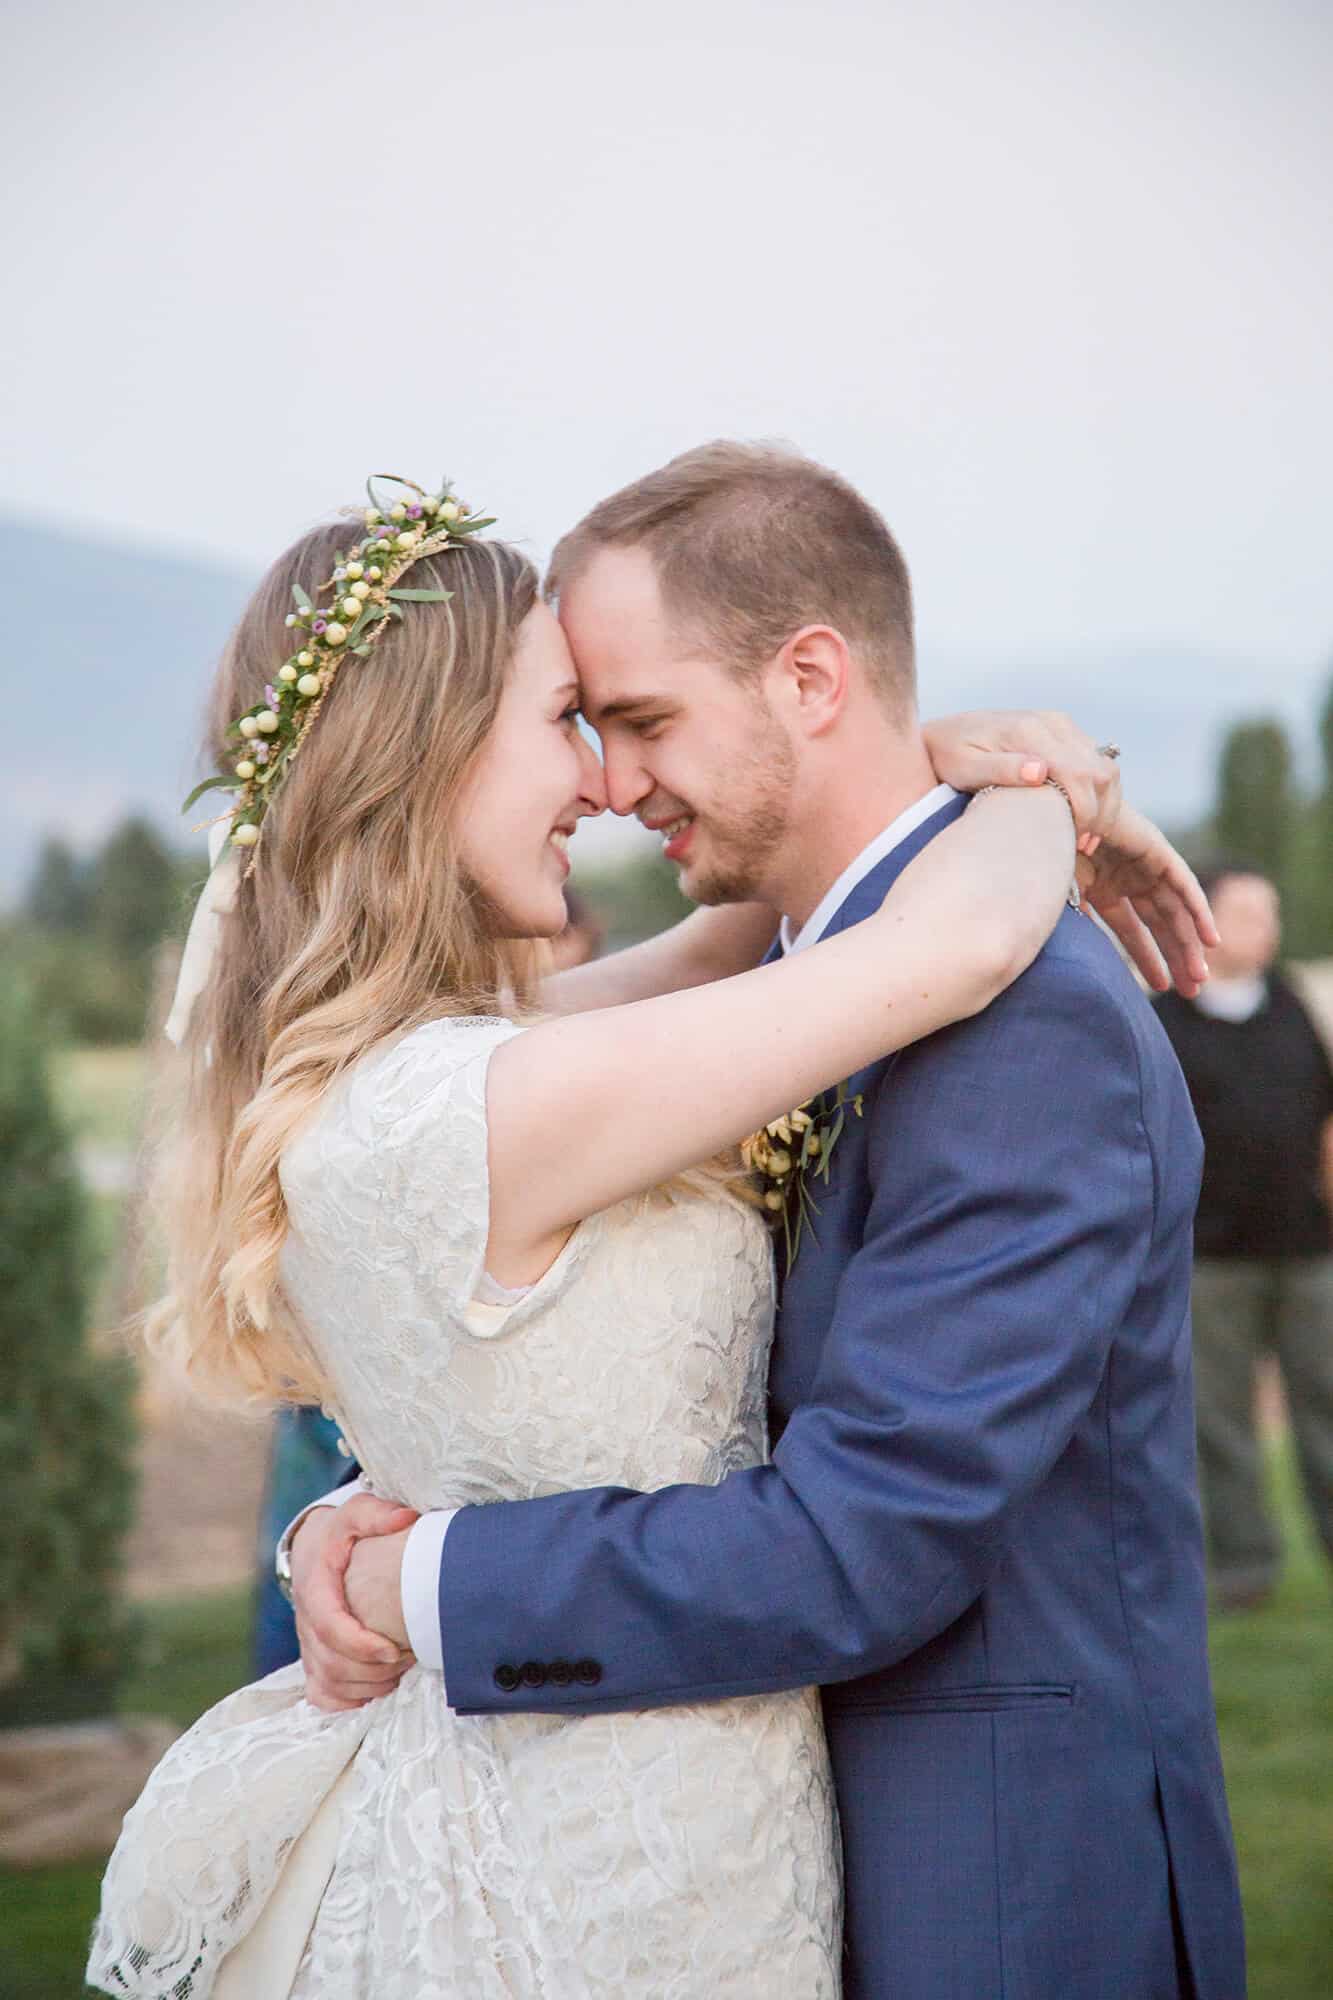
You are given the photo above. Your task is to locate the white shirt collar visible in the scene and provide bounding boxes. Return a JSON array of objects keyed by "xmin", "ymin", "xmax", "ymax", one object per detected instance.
[
  {"xmin": 779, "ymin": 783, "xmax": 960, "ymax": 955},
  {"xmin": 1193, "ymin": 973, "xmax": 1268, "ymax": 1023}
]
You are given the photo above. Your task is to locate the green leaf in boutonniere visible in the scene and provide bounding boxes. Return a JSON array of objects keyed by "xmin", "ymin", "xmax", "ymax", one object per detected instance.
[{"xmin": 743, "ymin": 1082, "xmax": 864, "ymax": 1267}]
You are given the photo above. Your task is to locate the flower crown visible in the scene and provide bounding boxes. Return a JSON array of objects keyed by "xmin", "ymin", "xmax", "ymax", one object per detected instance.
[{"xmin": 184, "ymin": 474, "xmax": 495, "ymax": 867}]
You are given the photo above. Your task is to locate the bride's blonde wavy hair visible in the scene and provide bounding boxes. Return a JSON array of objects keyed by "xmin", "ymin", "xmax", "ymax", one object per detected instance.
[{"xmin": 145, "ymin": 519, "xmax": 543, "ymax": 1406}]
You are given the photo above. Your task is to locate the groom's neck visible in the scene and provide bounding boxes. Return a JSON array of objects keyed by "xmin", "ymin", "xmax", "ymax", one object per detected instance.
[{"xmin": 771, "ymin": 728, "xmax": 940, "ymax": 930}]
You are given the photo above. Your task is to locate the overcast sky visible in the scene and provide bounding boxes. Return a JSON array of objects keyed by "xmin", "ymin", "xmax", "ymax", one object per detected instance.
[{"xmin": 4, "ymin": 0, "xmax": 1330, "ymax": 859}]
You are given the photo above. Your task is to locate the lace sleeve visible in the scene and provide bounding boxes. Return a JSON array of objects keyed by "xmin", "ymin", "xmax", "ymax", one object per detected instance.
[{"xmin": 365, "ymin": 1015, "xmax": 525, "ymax": 1316}]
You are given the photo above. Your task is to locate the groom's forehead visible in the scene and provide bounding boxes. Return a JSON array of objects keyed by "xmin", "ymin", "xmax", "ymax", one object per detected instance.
[
  {"xmin": 558, "ymin": 547, "xmax": 730, "ymax": 715},
  {"xmin": 578, "ymin": 663, "xmax": 691, "ymax": 723}
]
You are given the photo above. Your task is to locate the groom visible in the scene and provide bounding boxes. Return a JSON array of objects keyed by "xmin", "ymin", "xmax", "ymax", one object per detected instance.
[{"xmin": 291, "ymin": 444, "xmax": 1245, "ymax": 1997}]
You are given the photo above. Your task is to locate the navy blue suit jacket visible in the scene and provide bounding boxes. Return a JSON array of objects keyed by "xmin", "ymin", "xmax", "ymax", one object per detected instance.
[{"xmin": 438, "ymin": 799, "xmax": 1246, "ymax": 1999}]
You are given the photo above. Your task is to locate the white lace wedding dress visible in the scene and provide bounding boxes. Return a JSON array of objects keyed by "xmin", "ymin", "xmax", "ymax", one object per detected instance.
[{"xmin": 88, "ymin": 1017, "xmax": 841, "ymax": 1999}]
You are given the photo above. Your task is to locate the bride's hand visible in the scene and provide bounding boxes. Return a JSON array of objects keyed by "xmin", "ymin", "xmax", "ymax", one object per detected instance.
[
  {"xmin": 1077, "ymin": 803, "xmax": 1218, "ymax": 997},
  {"xmin": 923, "ymin": 710, "xmax": 1121, "ymax": 845}
]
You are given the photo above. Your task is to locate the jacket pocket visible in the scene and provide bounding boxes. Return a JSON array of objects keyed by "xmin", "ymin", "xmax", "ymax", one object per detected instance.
[{"xmin": 833, "ymin": 1681, "xmax": 1075, "ymax": 1716}]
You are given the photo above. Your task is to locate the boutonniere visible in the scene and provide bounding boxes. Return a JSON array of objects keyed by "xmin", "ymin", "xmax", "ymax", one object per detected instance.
[{"xmin": 742, "ymin": 1082, "xmax": 864, "ymax": 1265}]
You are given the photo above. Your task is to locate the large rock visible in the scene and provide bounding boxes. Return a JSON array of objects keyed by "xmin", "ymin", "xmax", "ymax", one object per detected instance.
[{"xmin": 0, "ymin": 1716, "xmax": 178, "ymax": 1867}]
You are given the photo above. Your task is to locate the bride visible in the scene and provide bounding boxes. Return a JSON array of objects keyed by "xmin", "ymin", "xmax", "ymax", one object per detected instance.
[{"xmin": 89, "ymin": 477, "xmax": 1210, "ymax": 1998}]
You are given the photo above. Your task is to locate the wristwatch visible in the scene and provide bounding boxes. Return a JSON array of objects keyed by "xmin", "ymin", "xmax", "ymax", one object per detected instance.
[{"xmin": 273, "ymin": 1518, "xmax": 299, "ymax": 1605}]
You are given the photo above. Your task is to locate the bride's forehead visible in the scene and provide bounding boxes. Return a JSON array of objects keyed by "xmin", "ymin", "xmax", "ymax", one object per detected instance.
[{"xmin": 513, "ymin": 601, "xmax": 577, "ymax": 678}]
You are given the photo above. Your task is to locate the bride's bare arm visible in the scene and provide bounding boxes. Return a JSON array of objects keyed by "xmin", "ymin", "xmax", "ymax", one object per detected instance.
[
  {"xmin": 485, "ymin": 787, "xmax": 1074, "ymax": 1280},
  {"xmin": 540, "ymin": 902, "xmax": 779, "ymax": 1015}
]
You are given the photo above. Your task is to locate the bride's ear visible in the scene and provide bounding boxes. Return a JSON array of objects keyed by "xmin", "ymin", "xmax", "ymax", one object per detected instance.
[{"xmin": 774, "ymin": 624, "xmax": 853, "ymax": 738}]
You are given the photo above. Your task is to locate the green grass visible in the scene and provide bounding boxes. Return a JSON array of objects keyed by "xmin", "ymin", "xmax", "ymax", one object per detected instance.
[
  {"xmin": 50, "ymin": 1044, "xmax": 168, "ymax": 1322},
  {"xmin": 1209, "ymin": 1448, "xmax": 1333, "ymax": 1996},
  {"xmin": 0, "ymin": 1590, "xmax": 250, "ymax": 2000},
  {"xmin": 49, "ymin": 1047, "xmax": 147, "ymax": 1153},
  {"xmin": 0, "ymin": 1868, "xmax": 106, "ymax": 2000},
  {"xmin": 3, "ymin": 1467, "xmax": 1330, "ymax": 1998},
  {"xmin": 119, "ymin": 1590, "xmax": 252, "ymax": 1731}
]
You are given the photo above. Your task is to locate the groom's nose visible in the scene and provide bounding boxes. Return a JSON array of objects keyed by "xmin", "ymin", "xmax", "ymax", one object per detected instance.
[{"xmin": 602, "ymin": 742, "xmax": 654, "ymax": 818}]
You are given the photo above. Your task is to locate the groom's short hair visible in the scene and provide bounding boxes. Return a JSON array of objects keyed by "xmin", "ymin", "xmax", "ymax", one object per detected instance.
[{"xmin": 547, "ymin": 442, "xmax": 916, "ymax": 719}]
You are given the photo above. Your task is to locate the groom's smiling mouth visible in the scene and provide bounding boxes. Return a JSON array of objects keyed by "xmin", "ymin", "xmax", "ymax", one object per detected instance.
[{"xmin": 642, "ymin": 811, "xmax": 696, "ymax": 863}]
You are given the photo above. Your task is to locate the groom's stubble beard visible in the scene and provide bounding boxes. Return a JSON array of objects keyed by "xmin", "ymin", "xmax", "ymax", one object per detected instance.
[{"xmin": 681, "ymin": 699, "xmax": 797, "ymax": 908}]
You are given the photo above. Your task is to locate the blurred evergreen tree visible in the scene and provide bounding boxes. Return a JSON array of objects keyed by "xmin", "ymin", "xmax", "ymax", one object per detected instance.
[
  {"xmin": 574, "ymin": 854, "xmax": 693, "ymax": 947},
  {"xmin": 91, "ymin": 817, "xmax": 178, "ymax": 968},
  {"xmin": 1286, "ymin": 673, "xmax": 1333, "ymax": 958},
  {"xmin": 24, "ymin": 837, "xmax": 89, "ymax": 932},
  {"xmin": 0, "ymin": 979, "xmax": 139, "ymax": 1723},
  {"xmin": 1213, "ymin": 718, "xmax": 1294, "ymax": 882},
  {"xmin": 8, "ymin": 816, "xmax": 192, "ymax": 1043}
]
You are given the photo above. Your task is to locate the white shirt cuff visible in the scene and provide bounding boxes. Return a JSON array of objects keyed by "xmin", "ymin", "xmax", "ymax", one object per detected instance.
[{"xmin": 401, "ymin": 1510, "xmax": 457, "ymax": 1681}]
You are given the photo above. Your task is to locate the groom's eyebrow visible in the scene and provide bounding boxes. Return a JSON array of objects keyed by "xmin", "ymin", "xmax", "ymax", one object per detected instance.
[{"xmin": 588, "ymin": 695, "xmax": 678, "ymax": 724}]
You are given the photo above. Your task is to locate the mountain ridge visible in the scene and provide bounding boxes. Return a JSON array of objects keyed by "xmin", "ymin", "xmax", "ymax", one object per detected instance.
[{"xmin": 3, "ymin": 517, "xmax": 1325, "ymax": 905}]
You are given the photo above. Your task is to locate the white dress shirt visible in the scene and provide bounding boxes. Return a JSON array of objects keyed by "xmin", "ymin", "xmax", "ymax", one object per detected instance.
[
  {"xmin": 778, "ymin": 783, "xmax": 958, "ymax": 956},
  {"xmin": 289, "ymin": 782, "xmax": 963, "ymax": 1686}
]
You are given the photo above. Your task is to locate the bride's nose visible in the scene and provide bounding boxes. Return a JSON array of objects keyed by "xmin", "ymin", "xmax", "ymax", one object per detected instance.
[{"xmin": 576, "ymin": 733, "xmax": 608, "ymax": 817}]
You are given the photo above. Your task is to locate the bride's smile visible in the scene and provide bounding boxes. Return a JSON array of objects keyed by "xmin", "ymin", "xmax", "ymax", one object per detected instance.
[{"xmin": 457, "ymin": 598, "xmax": 605, "ymax": 939}]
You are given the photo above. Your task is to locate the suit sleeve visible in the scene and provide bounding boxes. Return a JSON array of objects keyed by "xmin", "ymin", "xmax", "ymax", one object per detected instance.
[{"xmin": 439, "ymin": 956, "xmax": 1157, "ymax": 1714}]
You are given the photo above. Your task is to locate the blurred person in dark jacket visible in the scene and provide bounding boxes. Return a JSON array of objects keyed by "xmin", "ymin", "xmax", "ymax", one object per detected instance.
[{"xmin": 1156, "ymin": 862, "xmax": 1333, "ymax": 1609}]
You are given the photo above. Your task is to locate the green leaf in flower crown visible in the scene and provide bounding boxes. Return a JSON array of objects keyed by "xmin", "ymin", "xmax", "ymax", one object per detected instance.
[
  {"xmin": 180, "ymin": 774, "xmax": 236, "ymax": 813},
  {"xmin": 386, "ymin": 588, "xmax": 455, "ymax": 602},
  {"xmin": 345, "ymin": 606, "xmax": 385, "ymax": 646},
  {"xmin": 450, "ymin": 516, "xmax": 497, "ymax": 536},
  {"xmin": 291, "ymin": 581, "xmax": 312, "ymax": 613}
]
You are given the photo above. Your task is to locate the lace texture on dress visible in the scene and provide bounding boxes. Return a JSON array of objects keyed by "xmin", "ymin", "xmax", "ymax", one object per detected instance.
[{"xmin": 89, "ymin": 1016, "xmax": 841, "ymax": 1998}]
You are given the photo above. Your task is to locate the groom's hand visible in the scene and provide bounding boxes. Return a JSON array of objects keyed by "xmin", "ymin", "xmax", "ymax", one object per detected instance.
[{"xmin": 291, "ymin": 1494, "xmax": 419, "ymax": 1711}]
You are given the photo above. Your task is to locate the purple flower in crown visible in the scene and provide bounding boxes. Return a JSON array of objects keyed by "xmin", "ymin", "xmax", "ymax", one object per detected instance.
[
  {"xmin": 254, "ymin": 742, "xmax": 270, "ymax": 765},
  {"xmin": 264, "ymin": 684, "xmax": 279, "ymax": 710},
  {"xmin": 407, "ymin": 503, "xmax": 423, "ymax": 518},
  {"xmin": 313, "ymin": 618, "xmax": 328, "ymax": 635}
]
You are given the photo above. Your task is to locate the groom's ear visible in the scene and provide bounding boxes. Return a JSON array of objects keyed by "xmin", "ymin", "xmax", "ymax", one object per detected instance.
[{"xmin": 774, "ymin": 625, "xmax": 853, "ymax": 738}]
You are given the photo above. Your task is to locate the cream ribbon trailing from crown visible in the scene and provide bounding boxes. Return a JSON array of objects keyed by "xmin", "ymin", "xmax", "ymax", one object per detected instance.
[{"xmin": 163, "ymin": 817, "xmax": 240, "ymax": 1048}]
